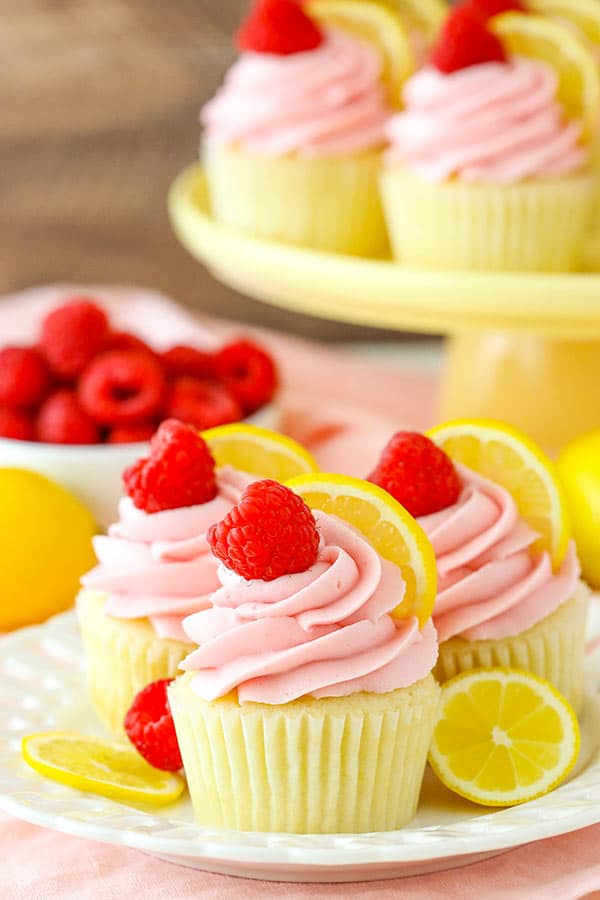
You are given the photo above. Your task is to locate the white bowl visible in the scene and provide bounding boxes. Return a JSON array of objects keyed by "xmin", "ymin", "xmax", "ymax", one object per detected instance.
[{"xmin": 0, "ymin": 403, "xmax": 281, "ymax": 529}]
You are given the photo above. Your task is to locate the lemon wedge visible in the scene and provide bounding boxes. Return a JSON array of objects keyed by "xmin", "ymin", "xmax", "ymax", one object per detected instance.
[
  {"xmin": 202, "ymin": 423, "xmax": 318, "ymax": 482},
  {"xmin": 22, "ymin": 732, "xmax": 185, "ymax": 806},
  {"xmin": 386, "ymin": 0, "xmax": 447, "ymax": 42},
  {"xmin": 427, "ymin": 418, "xmax": 571, "ymax": 568},
  {"xmin": 286, "ymin": 472, "xmax": 437, "ymax": 625},
  {"xmin": 429, "ymin": 668, "xmax": 580, "ymax": 807},
  {"xmin": 529, "ymin": 0, "xmax": 600, "ymax": 47}
]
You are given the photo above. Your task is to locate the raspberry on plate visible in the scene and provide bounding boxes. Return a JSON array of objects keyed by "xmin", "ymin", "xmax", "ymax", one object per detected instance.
[
  {"xmin": 160, "ymin": 345, "xmax": 215, "ymax": 381},
  {"xmin": 166, "ymin": 376, "xmax": 242, "ymax": 430},
  {"xmin": 368, "ymin": 431, "xmax": 461, "ymax": 517},
  {"xmin": 431, "ymin": 4, "xmax": 507, "ymax": 73},
  {"xmin": 0, "ymin": 346, "xmax": 52, "ymax": 410},
  {"xmin": 0, "ymin": 407, "xmax": 35, "ymax": 441},
  {"xmin": 214, "ymin": 340, "xmax": 277, "ymax": 415},
  {"xmin": 36, "ymin": 389, "xmax": 100, "ymax": 445},
  {"xmin": 124, "ymin": 679, "xmax": 182, "ymax": 772},
  {"xmin": 78, "ymin": 350, "xmax": 166, "ymax": 426},
  {"xmin": 123, "ymin": 418, "xmax": 218, "ymax": 513},
  {"xmin": 208, "ymin": 479, "xmax": 320, "ymax": 581},
  {"xmin": 236, "ymin": 0, "xmax": 324, "ymax": 56},
  {"xmin": 40, "ymin": 298, "xmax": 110, "ymax": 380},
  {"xmin": 107, "ymin": 422, "xmax": 157, "ymax": 444}
]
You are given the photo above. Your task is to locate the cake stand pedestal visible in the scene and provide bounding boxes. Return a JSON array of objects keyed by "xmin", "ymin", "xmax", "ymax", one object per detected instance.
[{"xmin": 169, "ymin": 164, "xmax": 600, "ymax": 452}]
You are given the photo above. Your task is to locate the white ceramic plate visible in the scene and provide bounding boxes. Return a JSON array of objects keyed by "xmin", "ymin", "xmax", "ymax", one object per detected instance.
[{"xmin": 2, "ymin": 610, "xmax": 600, "ymax": 883}]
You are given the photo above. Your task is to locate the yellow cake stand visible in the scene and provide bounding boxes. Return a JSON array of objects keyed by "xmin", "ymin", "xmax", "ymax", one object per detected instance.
[{"xmin": 169, "ymin": 163, "xmax": 600, "ymax": 452}]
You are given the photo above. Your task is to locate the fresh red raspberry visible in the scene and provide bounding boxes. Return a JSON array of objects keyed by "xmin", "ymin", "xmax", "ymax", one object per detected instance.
[
  {"xmin": 160, "ymin": 345, "xmax": 215, "ymax": 381},
  {"xmin": 431, "ymin": 5, "xmax": 507, "ymax": 73},
  {"xmin": 78, "ymin": 350, "xmax": 166, "ymax": 426},
  {"xmin": 467, "ymin": 0, "xmax": 525, "ymax": 18},
  {"xmin": 123, "ymin": 418, "xmax": 218, "ymax": 512},
  {"xmin": 106, "ymin": 331, "xmax": 156, "ymax": 358},
  {"xmin": 0, "ymin": 407, "xmax": 35, "ymax": 441},
  {"xmin": 124, "ymin": 679, "xmax": 182, "ymax": 772},
  {"xmin": 40, "ymin": 298, "xmax": 110, "ymax": 379},
  {"xmin": 166, "ymin": 376, "xmax": 242, "ymax": 430},
  {"xmin": 208, "ymin": 479, "xmax": 320, "ymax": 581},
  {"xmin": 107, "ymin": 422, "xmax": 157, "ymax": 444},
  {"xmin": 368, "ymin": 432, "xmax": 461, "ymax": 517},
  {"xmin": 236, "ymin": 0, "xmax": 323, "ymax": 55},
  {"xmin": 0, "ymin": 346, "xmax": 52, "ymax": 410},
  {"xmin": 214, "ymin": 340, "xmax": 277, "ymax": 415},
  {"xmin": 36, "ymin": 389, "xmax": 100, "ymax": 444}
]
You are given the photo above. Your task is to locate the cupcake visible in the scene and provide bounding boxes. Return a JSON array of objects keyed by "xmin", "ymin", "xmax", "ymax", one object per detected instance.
[
  {"xmin": 169, "ymin": 477, "xmax": 440, "ymax": 833},
  {"xmin": 381, "ymin": 3, "xmax": 596, "ymax": 271},
  {"xmin": 78, "ymin": 420, "xmax": 256, "ymax": 734},
  {"xmin": 201, "ymin": 0, "xmax": 396, "ymax": 256},
  {"xmin": 368, "ymin": 428, "xmax": 589, "ymax": 713}
]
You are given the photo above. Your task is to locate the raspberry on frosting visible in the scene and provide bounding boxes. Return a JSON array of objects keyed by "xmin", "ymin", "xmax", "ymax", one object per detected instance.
[
  {"xmin": 468, "ymin": 0, "xmax": 525, "ymax": 17},
  {"xmin": 236, "ymin": 0, "xmax": 324, "ymax": 56},
  {"xmin": 431, "ymin": 4, "xmax": 508, "ymax": 73}
]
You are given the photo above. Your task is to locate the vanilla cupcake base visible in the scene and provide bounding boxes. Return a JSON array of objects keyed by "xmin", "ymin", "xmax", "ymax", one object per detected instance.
[
  {"xmin": 169, "ymin": 672, "xmax": 440, "ymax": 834},
  {"xmin": 380, "ymin": 168, "xmax": 594, "ymax": 272},
  {"xmin": 204, "ymin": 143, "xmax": 388, "ymax": 257},
  {"xmin": 435, "ymin": 585, "xmax": 590, "ymax": 714},
  {"xmin": 77, "ymin": 589, "xmax": 192, "ymax": 735}
]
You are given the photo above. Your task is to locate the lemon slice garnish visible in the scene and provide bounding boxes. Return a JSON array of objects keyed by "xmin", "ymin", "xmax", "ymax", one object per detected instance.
[{"xmin": 202, "ymin": 423, "xmax": 318, "ymax": 482}]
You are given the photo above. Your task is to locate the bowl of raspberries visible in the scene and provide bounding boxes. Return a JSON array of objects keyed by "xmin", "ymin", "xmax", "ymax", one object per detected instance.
[{"xmin": 0, "ymin": 295, "xmax": 279, "ymax": 526}]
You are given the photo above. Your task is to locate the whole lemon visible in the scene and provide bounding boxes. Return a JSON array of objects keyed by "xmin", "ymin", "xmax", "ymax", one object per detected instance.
[
  {"xmin": 0, "ymin": 468, "xmax": 97, "ymax": 630},
  {"xmin": 558, "ymin": 430, "xmax": 600, "ymax": 588}
]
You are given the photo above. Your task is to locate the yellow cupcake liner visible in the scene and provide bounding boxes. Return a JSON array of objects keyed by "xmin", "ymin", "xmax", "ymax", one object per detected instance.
[
  {"xmin": 169, "ymin": 672, "xmax": 440, "ymax": 833},
  {"xmin": 204, "ymin": 143, "xmax": 388, "ymax": 257},
  {"xmin": 435, "ymin": 585, "xmax": 590, "ymax": 714},
  {"xmin": 380, "ymin": 167, "xmax": 594, "ymax": 272},
  {"xmin": 77, "ymin": 589, "xmax": 192, "ymax": 735}
]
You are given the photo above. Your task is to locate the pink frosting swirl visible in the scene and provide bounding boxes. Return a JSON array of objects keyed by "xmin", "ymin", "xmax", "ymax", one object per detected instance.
[
  {"xmin": 418, "ymin": 465, "xmax": 580, "ymax": 642},
  {"xmin": 181, "ymin": 511, "xmax": 438, "ymax": 704},
  {"xmin": 80, "ymin": 467, "xmax": 255, "ymax": 642},
  {"xmin": 202, "ymin": 31, "xmax": 390, "ymax": 157},
  {"xmin": 385, "ymin": 58, "xmax": 587, "ymax": 183}
]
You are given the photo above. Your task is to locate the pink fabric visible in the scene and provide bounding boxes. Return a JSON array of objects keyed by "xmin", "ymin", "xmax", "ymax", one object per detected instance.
[{"xmin": 1, "ymin": 286, "xmax": 599, "ymax": 897}]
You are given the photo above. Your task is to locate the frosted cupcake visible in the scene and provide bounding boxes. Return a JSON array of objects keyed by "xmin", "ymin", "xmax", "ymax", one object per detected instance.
[
  {"xmin": 369, "ymin": 429, "xmax": 589, "ymax": 713},
  {"xmin": 381, "ymin": 4, "xmax": 595, "ymax": 271},
  {"xmin": 169, "ymin": 477, "xmax": 440, "ymax": 833},
  {"xmin": 78, "ymin": 420, "xmax": 255, "ymax": 734},
  {"xmin": 201, "ymin": 0, "xmax": 394, "ymax": 256}
]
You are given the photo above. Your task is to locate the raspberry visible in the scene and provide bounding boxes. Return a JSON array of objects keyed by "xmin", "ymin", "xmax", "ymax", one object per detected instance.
[
  {"xmin": 124, "ymin": 679, "xmax": 182, "ymax": 772},
  {"xmin": 431, "ymin": 5, "xmax": 507, "ymax": 73},
  {"xmin": 368, "ymin": 432, "xmax": 461, "ymax": 517},
  {"xmin": 106, "ymin": 331, "xmax": 156, "ymax": 358},
  {"xmin": 467, "ymin": 0, "xmax": 525, "ymax": 17},
  {"xmin": 107, "ymin": 422, "xmax": 157, "ymax": 444},
  {"xmin": 214, "ymin": 340, "xmax": 277, "ymax": 415},
  {"xmin": 166, "ymin": 376, "xmax": 242, "ymax": 430},
  {"xmin": 160, "ymin": 345, "xmax": 215, "ymax": 381},
  {"xmin": 40, "ymin": 298, "xmax": 110, "ymax": 379},
  {"xmin": 36, "ymin": 389, "xmax": 100, "ymax": 445},
  {"xmin": 236, "ymin": 0, "xmax": 323, "ymax": 55},
  {"xmin": 208, "ymin": 479, "xmax": 320, "ymax": 581},
  {"xmin": 0, "ymin": 407, "xmax": 35, "ymax": 441},
  {"xmin": 0, "ymin": 346, "xmax": 51, "ymax": 409},
  {"xmin": 78, "ymin": 350, "xmax": 166, "ymax": 426},
  {"xmin": 123, "ymin": 418, "xmax": 218, "ymax": 512}
]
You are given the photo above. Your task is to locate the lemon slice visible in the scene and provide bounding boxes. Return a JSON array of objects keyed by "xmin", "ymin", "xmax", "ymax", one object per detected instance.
[
  {"xmin": 307, "ymin": 0, "xmax": 415, "ymax": 103},
  {"xmin": 286, "ymin": 472, "xmax": 437, "ymax": 625},
  {"xmin": 427, "ymin": 418, "xmax": 571, "ymax": 568},
  {"xmin": 428, "ymin": 668, "xmax": 580, "ymax": 807},
  {"xmin": 22, "ymin": 732, "xmax": 185, "ymax": 806},
  {"xmin": 202, "ymin": 423, "xmax": 319, "ymax": 482},
  {"xmin": 491, "ymin": 11, "xmax": 600, "ymax": 140},
  {"xmin": 529, "ymin": 0, "xmax": 600, "ymax": 47},
  {"xmin": 386, "ymin": 0, "xmax": 447, "ymax": 43}
]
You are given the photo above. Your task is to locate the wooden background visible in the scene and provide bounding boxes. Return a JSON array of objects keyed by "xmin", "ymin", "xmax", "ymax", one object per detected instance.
[{"xmin": 2, "ymin": 0, "xmax": 409, "ymax": 341}]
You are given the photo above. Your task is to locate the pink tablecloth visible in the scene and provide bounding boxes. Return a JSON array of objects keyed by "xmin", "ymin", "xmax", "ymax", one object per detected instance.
[{"xmin": 2, "ymin": 286, "xmax": 600, "ymax": 899}]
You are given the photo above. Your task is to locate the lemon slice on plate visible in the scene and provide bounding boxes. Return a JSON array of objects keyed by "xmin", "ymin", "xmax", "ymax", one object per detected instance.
[
  {"xmin": 492, "ymin": 11, "xmax": 600, "ymax": 140},
  {"xmin": 427, "ymin": 418, "xmax": 571, "ymax": 567},
  {"xmin": 307, "ymin": 0, "xmax": 415, "ymax": 103},
  {"xmin": 202, "ymin": 423, "xmax": 319, "ymax": 482},
  {"xmin": 286, "ymin": 472, "xmax": 437, "ymax": 625},
  {"xmin": 22, "ymin": 732, "xmax": 185, "ymax": 806},
  {"xmin": 429, "ymin": 668, "xmax": 580, "ymax": 807},
  {"xmin": 528, "ymin": 0, "xmax": 600, "ymax": 47}
]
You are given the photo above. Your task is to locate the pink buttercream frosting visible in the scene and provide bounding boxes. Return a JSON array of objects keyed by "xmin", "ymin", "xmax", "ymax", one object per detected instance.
[
  {"xmin": 181, "ymin": 511, "xmax": 438, "ymax": 704},
  {"xmin": 202, "ymin": 30, "xmax": 390, "ymax": 157},
  {"xmin": 80, "ymin": 466, "xmax": 255, "ymax": 642},
  {"xmin": 418, "ymin": 465, "xmax": 580, "ymax": 642},
  {"xmin": 385, "ymin": 58, "xmax": 588, "ymax": 183}
]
